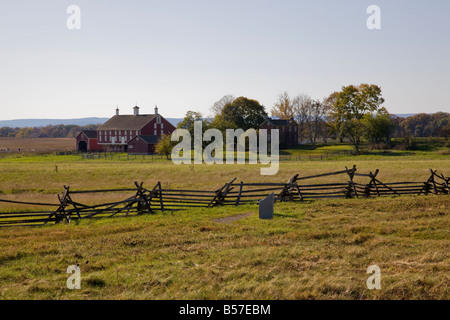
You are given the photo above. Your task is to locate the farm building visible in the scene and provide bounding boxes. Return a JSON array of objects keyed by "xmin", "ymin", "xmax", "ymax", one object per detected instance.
[
  {"xmin": 127, "ymin": 135, "xmax": 159, "ymax": 154},
  {"xmin": 76, "ymin": 130, "xmax": 102, "ymax": 152},
  {"xmin": 96, "ymin": 105, "xmax": 176, "ymax": 154},
  {"xmin": 260, "ymin": 118, "xmax": 298, "ymax": 148}
]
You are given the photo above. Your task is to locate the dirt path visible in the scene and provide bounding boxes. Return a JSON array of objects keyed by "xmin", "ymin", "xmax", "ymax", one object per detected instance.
[{"xmin": 212, "ymin": 213, "xmax": 254, "ymax": 224}]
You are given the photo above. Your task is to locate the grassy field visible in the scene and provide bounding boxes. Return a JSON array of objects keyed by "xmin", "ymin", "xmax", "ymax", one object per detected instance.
[
  {"xmin": 0, "ymin": 139, "xmax": 449, "ymax": 299},
  {"xmin": 0, "ymin": 197, "xmax": 448, "ymax": 300}
]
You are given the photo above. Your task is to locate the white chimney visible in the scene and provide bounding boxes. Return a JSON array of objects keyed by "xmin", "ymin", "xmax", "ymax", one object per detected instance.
[
  {"xmin": 154, "ymin": 105, "xmax": 158, "ymax": 115},
  {"xmin": 133, "ymin": 106, "xmax": 140, "ymax": 116},
  {"xmin": 116, "ymin": 107, "xmax": 119, "ymax": 116}
]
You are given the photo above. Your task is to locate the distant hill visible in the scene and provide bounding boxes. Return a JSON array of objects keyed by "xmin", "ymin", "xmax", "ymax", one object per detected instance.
[
  {"xmin": 394, "ymin": 114, "xmax": 418, "ymax": 118},
  {"xmin": 0, "ymin": 117, "xmax": 183, "ymax": 128}
]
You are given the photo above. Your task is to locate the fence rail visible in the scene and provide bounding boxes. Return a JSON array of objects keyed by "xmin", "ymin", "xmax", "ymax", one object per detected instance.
[{"xmin": 0, "ymin": 166, "xmax": 448, "ymax": 227}]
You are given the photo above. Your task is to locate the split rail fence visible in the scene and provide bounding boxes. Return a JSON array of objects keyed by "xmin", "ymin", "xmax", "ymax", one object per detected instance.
[{"xmin": 0, "ymin": 166, "xmax": 448, "ymax": 227}]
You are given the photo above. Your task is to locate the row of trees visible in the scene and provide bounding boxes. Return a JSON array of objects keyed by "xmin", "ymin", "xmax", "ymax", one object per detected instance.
[
  {"xmin": 270, "ymin": 84, "xmax": 449, "ymax": 153},
  {"xmin": 0, "ymin": 124, "xmax": 98, "ymax": 139},
  {"xmin": 271, "ymin": 91, "xmax": 334, "ymax": 148},
  {"xmin": 392, "ymin": 112, "xmax": 450, "ymax": 138},
  {"xmin": 157, "ymin": 85, "xmax": 449, "ymax": 156},
  {"xmin": 157, "ymin": 86, "xmax": 393, "ymax": 156}
]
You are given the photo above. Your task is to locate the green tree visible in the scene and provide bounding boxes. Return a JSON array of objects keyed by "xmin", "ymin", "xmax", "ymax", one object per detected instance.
[
  {"xmin": 217, "ymin": 96, "xmax": 267, "ymax": 131},
  {"xmin": 16, "ymin": 127, "xmax": 33, "ymax": 138},
  {"xmin": 155, "ymin": 134, "xmax": 177, "ymax": 159},
  {"xmin": 178, "ymin": 111, "xmax": 210, "ymax": 149},
  {"xmin": 440, "ymin": 122, "xmax": 450, "ymax": 140},
  {"xmin": 363, "ymin": 107, "xmax": 395, "ymax": 143},
  {"xmin": 331, "ymin": 84, "xmax": 385, "ymax": 153},
  {"xmin": 209, "ymin": 116, "xmax": 238, "ymax": 134},
  {"xmin": 177, "ymin": 111, "xmax": 206, "ymax": 134}
]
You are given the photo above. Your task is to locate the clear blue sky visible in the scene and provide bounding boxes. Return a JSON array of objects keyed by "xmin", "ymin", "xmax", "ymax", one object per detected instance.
[{"xmin": 0, "ymin": 0, "xmax": 449, "ymax": 120}]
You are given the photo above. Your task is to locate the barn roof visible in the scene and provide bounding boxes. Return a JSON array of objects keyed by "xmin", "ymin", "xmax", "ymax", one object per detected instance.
[
  {"xmin": 98, "ymin": 115, "xmax": 157, "ymax": 130},
  {"xmin": 268, "ymin": 119, "xmax": 290, "ymax": 126},
  {"xmin": 261, "ymin": 118, "xmax": 297, "ymax": 127},
  {"xmin": 81, "ymin": 130, "xmax": 98, "ymax": 139},
  {"xmin": 133, "ymin": 135, "xmax": 159, "ymax": 144}
]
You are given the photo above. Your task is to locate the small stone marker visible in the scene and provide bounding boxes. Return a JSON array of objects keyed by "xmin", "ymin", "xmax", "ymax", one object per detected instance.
[{"xmin": 259, "ymin": 193, "xmax": 274, "ymax": 220}]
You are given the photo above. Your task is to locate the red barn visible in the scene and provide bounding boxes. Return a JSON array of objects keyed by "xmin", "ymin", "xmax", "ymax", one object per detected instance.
[
  {"xmin": 76, "ymin": 130, "xmax": 103, "ymax": 152},
  {"xmin": 127, "ymin": 135, "xmax": 159, "ymax": 154},
  {"xmin": 260, "ymin": 118, "xmax": 298, "ymax": 148},
  {"xmin": 97, "ymin": 106, "xmax": 176, "ymax": 154}
]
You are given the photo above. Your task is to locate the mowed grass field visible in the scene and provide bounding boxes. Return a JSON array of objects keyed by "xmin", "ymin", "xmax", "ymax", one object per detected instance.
[{"xmin": 0, "ymin": 139, "xmax": 449, "ymax": 299}]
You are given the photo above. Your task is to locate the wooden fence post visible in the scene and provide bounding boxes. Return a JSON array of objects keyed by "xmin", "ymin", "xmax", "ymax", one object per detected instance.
[
  {"xmin": 277, "ymin": 174, "xmax": 300, "ymax": 202},
  {"xmin": 65, "ymin": 186, "xmax": 81, "ymax": 219},
  {"xmin": 134, "ymin": 182, "xmax": 152, "ymax": 213},
  {"xmin": 440, "ymin": 173, "xmax": 450, "ymax": 194},
  {"xmin": 364, "ymin": 169, "xmax": 380, "ymax": 197},
  {"xmin": 345, "ymin": 165, "xmax": 358, "ymax": 198},
  {"xmin": 419, "ymin": 170, "xmax": 438, "ymax": 195},
  {"xmin": 209, "ymin": 178, "xmax": 237, "ymax": 207},
  {"xmin": 47, "ymin": 186, "xmax": 71, "ymax": 224},
  {"xmin": 429, "ymin": 169, "xmax": 439, "ymax": 194}
]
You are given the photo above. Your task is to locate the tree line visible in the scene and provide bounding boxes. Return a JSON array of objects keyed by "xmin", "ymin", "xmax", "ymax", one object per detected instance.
[
  {"xmin": 0, "ymin": 124, "xmax": 99, "ymax": 139},
  {"xmin": 269, "ymin": 85, "xmax": 449, "ymax": 152},
  {"xmin": 157, "ymin": 84, "xmax": 449, "ymax": 156}
]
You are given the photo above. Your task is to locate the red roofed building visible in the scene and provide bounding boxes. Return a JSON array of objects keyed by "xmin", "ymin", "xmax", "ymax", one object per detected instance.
[
  {"xmin": 97, "ymin": 105, "xmax": 176, "ymax": 153},
  {"xmin": 127, "ymin": 135, "xmax": 160, "ymax": 154},
  {"xmin": 76, "ymin": 130, "xmax": 102, "ymax": 152}
]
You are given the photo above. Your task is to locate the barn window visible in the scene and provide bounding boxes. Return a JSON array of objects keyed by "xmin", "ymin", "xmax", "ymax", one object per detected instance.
[
  {"xmin": 156, "ymin": 116, "xmax": 161, "ymax": 124},
  {"xmin": 161, "ymin": 123, "xmax": 164, "ymax": 129}
]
